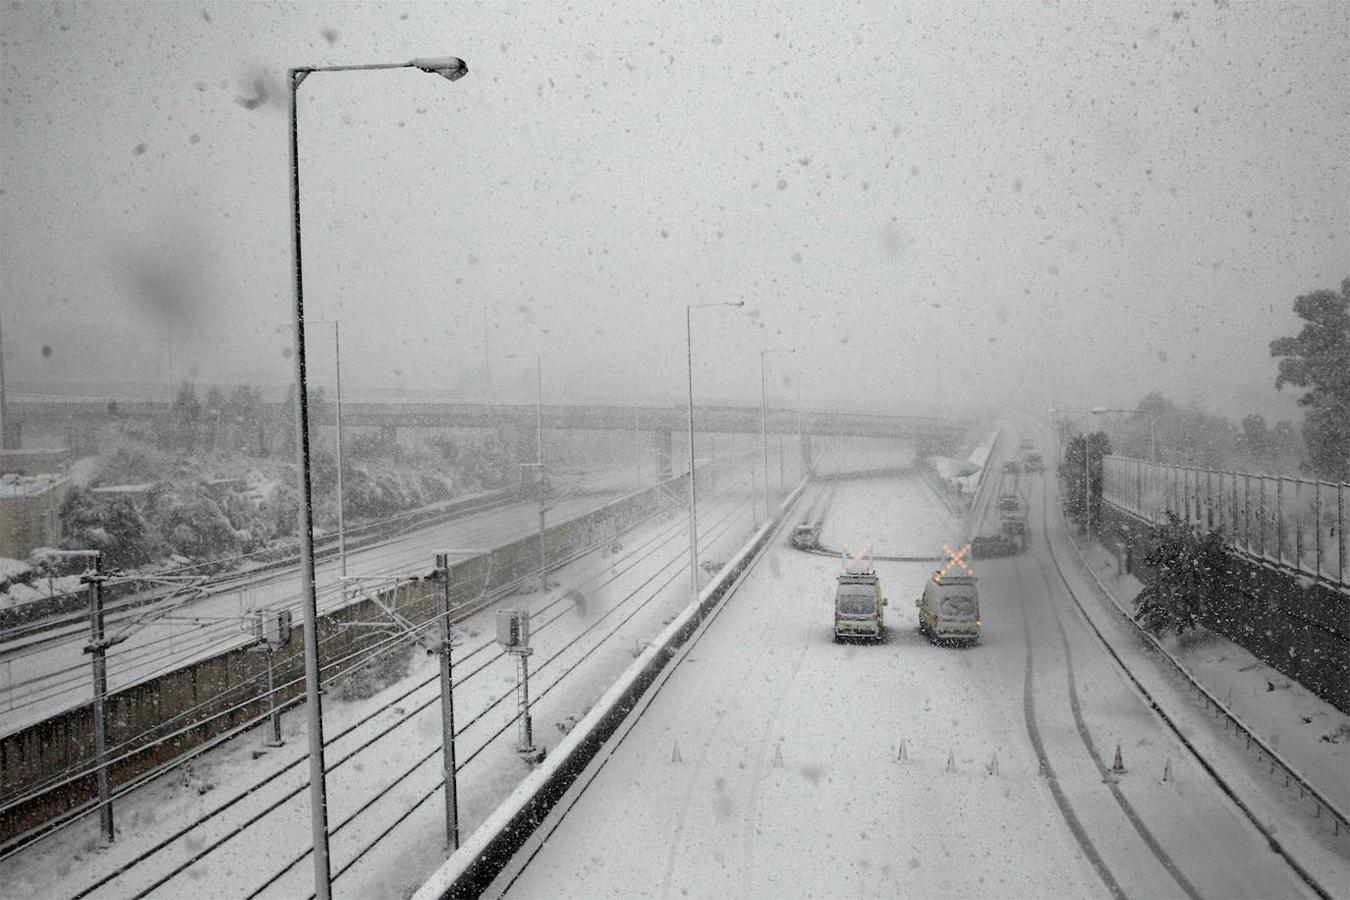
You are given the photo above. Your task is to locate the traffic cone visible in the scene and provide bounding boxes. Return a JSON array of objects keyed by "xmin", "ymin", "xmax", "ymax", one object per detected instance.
[
  {"xmin": 897, "ymin": 739, "xmax": 909, "ymax": 762},
  {"xmin": 671, "ymin": 741, "xmax": 682, "ymax": 764},
  {"xmin": 946, "ymin": 748, "xmax": 957, "ymax": 773},
  {"xmin": 986, "ymin": 751, "xmax": 1000, "ymax": 776},
  {"xmin": 1162, "ymin": 758, "xmax": 1172, "ymax": 782},
  {"xmin": 1110, "ymin": 742, "xmax": 1125, "ymax": 774},
  {"xmin": 772, "ymin": 742, "xmax": 784, "ymax": 769}
]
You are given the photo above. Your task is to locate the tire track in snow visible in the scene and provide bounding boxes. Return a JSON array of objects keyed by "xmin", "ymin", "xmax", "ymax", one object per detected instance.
[
  {"xmin": 653, "ymin": 488, "xmax": 821, "ymax": 900},
  {"xmin": 739, "ymin": 604, "xmax": 811, "ymax": 897},
  {"xmin": 1011, "ymin": 508, "xmax": 1127, "ymax": 899},
  {"xmin": 1021, "ymin": 543, "xmax": 1202, "ymax": 900}
]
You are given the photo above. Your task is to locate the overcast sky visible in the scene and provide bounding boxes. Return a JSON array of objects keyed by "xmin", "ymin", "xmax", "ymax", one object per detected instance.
[{"xmin": 2, "ymin": 1, "xmax": 1346, "ymax": 419}]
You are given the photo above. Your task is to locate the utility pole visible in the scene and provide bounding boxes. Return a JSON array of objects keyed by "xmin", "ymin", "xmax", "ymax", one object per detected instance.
[
  {"xmin": 535, "ymin": 355, "xmax": 546, "ymax": 596},
  {"xmin": 483, "ymin": 301, "xmax": 491, "ymax": 399},
  {"xmin": 332, "ymin": 321, "xmax": 347, "ymax": 583},
  {"xmin": 434, "ymin": 552, "xmax": 460, "ymax": 850},
  {"xmin": 82, "ymin": 552, "xmax": 114, "ymax": 844},
  {"xmin": 0, "ymin": 309, "xmax": 11, "ymax": 449},
  {"xmin": 760, "ymin": 351, "xmax": 769, "ymax": 522}
]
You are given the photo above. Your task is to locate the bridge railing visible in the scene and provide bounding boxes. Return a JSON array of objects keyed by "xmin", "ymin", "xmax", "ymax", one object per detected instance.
[{"xmin": 1102, "ymin": 455, "xmax": 1347, "ymax": 592}]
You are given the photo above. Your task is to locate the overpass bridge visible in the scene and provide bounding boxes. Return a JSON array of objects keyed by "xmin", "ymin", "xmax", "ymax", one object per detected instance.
[{"xmin": 5, "ymin": 397, "xmax": 971, "ymax": 469}]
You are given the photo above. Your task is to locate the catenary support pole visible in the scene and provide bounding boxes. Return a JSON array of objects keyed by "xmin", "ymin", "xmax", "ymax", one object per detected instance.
[
  {"xmin": 434, "ymin": 552, "xmax": 460, "ymax": 850},
  {"xmin": 84, "ymin": 552, "xmax": 114, "ymax": 845},
  {"xmin": 686, "ymin": 306, "xmax": 700, "ymax": 600}
]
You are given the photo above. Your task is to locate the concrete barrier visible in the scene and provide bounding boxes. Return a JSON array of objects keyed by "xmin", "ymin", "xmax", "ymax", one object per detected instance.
[{"xmin": 412, "ymin": 477, "xmax": 809, "ymax": 900}]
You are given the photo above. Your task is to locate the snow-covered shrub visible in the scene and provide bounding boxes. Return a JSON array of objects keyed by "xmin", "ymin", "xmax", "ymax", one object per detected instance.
[
  {"xmin": 1133, "ymin": 513, "xmax": 1234, "ymax": 636},
  {"xmin": 149, "ymin": 484, "xmax": 240, "ymax": 560},
  {"xmin": 59, "ymin": 487, "xmax": 157, "ymax": 568}
]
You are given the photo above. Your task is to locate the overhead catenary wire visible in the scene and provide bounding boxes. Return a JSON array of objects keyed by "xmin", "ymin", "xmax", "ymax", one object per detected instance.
[
  {"xmin": 124, "ymin": 484, "xmax": 758, "ymax": 900},
  {"xmin": 0, "ymin": 486, "xmax": 626, "ymax": 728},
  {"xmin": 52, "ymin": 478, "xmax": 749, "ymax": 895},
  {"xmin": 301, "ymin": 495, "xmax": 760, "ymax": 894}
]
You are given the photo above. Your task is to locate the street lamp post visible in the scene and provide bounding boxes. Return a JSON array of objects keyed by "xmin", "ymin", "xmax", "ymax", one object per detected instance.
[
  {"xmin": 686, "ymin": 301, "xmax": 744, "ymax": 600},
  {"xmin": 308, "ymin": 320, "xmax": 347, "ymax": 581},
  {"xmin": 759, "ymin": 348, "xmax": 795, "ymax": 520},
  {"xmin": 535, "ymin": 354, "xmax": 546, "ymax": 595},
  {"xmin": 1083, "ymin": 410, "xmax": 1092, "ymax": 544},
  {"xmin": 287, "ymin": 55, "xmax": 467, "ymax": 900}
]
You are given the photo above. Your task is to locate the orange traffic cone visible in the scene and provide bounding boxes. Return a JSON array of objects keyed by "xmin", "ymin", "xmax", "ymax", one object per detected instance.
[
  {"xmin": 1110, "ymin": 742, "xmax": 1125, "ymax": 774},
  {"xmin": 986, "ymin": 751, "xmax": 1000, "ymax": 776},
  {"xmin": 897, "ymin": 739, "xmax": 909, "ymax": 762},
  {"xmin": 1162, "ymin": 758, "xmax": 1172, "ymax": 782},
  {"xmin": 772, "ymin": 742, "xmax": 784, "ymax": 769},
  {"xmin": 946, "ymin": 748, "xmax": 957, "ymax": 773},
  {"xmin": 671, "ymin": 741, "xmax": 683, "ymax": 764}
]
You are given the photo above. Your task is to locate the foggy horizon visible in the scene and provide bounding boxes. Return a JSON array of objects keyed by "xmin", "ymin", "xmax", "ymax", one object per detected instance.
[{"xmin": 3, "ymin": 2, "xmax": 1346, "ymax": 424}]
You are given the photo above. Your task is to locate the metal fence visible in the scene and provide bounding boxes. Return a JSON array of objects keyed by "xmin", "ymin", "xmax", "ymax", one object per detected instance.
[{"xmin": 1102, "ymin": 455, "xmax": 1347, "ymax": 592}]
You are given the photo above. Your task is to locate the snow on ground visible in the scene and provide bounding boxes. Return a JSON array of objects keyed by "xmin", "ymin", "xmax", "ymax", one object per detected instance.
[
  {"xmin": 503, "ymin": 465, "xmax": 1330, "ymax": 899},
  {"xmin": 3, "ymin": 473, "xmax": 771, "ymax": 900},
  {"xmin": 816, "ymin": 476, "xmax": 958, "ymax": 558},
  {"xmin": 0, "ymin": 490, "xmax": 626, "ymax": 734},
  {"xmin": 0, "ymin": 556, "xmax": 32, "ymax": 585},
  {"xmin": 504, "ymin": 475, "xmax": 1103, "ymax": 899},
  {"xmin": 1074, "ymin": 540, "xmax": 1350, "ymax": 816}
]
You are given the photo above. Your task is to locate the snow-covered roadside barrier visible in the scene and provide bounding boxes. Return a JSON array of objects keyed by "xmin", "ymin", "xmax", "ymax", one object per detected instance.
[{"xmin": 411, "ymin": 477, "xmax": 810, "ymax": 900}]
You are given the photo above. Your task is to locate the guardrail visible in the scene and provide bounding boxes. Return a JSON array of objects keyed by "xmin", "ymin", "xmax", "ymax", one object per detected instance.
[{"xmin": 1102, "ymin": 455, "xmax": 1347, "ymax": 592}]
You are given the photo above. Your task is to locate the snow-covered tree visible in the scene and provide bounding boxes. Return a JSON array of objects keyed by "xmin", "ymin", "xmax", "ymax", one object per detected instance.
[{"xmin": 1133, "ymin": 513, "xmax": 1233, "ymax": 636}]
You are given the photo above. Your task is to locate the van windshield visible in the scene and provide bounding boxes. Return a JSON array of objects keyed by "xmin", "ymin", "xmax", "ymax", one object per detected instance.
[
  {"xmin": 939, "ymin": 594, "xmax": 978, "ymax": 620},
  {"xmin": 837, "ymin": 588, "xmax": 876, "ymax": 616}
]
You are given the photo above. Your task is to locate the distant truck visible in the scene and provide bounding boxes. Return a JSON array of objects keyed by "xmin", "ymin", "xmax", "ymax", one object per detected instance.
[
  {"xmin": 1001, "ymin": 460, "xmax": 1020, "ymax": 475},
  {"xmin": 1023, "ymin": 452, "xmax": 1044, "ymax": 473},
  {"xmin": 971, "ymin": 534, "xmax": 1018, "ymax": 558},
  {"xmin": 833, "ymin": 557, "xmax": 887, "ymax": 642},
  {"xmin": 917, "ymin": 572, "xmax": 980, "ymax": 644},
  {"xmin": 999, "ymin": 492, "xmax": 1028, "ymax": 549}
]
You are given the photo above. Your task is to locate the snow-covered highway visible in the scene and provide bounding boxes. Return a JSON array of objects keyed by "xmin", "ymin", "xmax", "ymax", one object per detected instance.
[{"xmin": 496, "ymin": 449, "xmax": 1340, "ymax": 897}]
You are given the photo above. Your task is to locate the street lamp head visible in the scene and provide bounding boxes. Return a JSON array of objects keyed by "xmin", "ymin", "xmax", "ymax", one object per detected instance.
[{"xmin": 412, "ymin": 56, "xmax": 469, "ymax": 81}]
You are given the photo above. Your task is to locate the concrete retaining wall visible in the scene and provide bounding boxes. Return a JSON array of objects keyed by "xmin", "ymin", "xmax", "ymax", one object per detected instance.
[{"xmin": 0, "ymin": 474, "xmax": 688, "ymax": 846}]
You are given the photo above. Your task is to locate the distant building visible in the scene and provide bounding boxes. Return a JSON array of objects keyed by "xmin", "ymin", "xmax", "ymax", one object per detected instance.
[
  {"xmin": 0, "ymin": 448, "xmax": 70, "ymax": 478},
  {"xmin": 0, "ymin": 473, "xmax": 70, "ymax": 558}
]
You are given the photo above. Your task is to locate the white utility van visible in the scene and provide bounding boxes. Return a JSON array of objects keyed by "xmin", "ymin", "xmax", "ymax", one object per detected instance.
[
  {"xmin": 833, "ymin": 556, "xmax": 887, "ymax": 642},
  {"xmin": 916, "ymin": 572, "xmax": 980, "ymax": 644}
]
